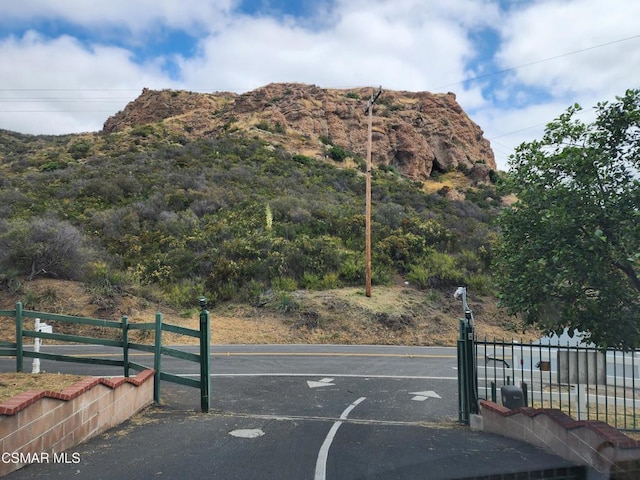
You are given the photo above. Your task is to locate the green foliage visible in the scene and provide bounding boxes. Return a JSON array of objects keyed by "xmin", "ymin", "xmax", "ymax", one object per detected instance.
[
  {"xmin": 40, "ymin": 160, "xmax": 67, "ymax": 172},
  {"xmin": 301, "ymin": 272, "xmax": 321, "ymax": 290},
  {"xmin": 495, "ymin": 89, "xmax": 640, "ymax": 349},
  {"xmin": 406, "ymin": 265, "xmax": 431, "ymax": 289},
  {"xmin": 272, "ymin": 277, "xmax": 298, "ymax": 292},
  {"xmin": 371, "ymin": 261, "xmax": 393, "ymax": 286},
  {"xmin": 465, "ymin": 274, "xmax": 493, "ymax": 295},
  {"xmin": 320, "ymin": 272, "xmax": 340, "ymax": 289},
  {"xmin": 130, "ymin": 125, "xmax": 156, "ymax": 138},
  {"xmin": 272, "ymin": 291, "xmax": 300, "ymax": 313},
  {"xmin": 292, "ymin": 154, "xmax": 313, "ymax": 164},
  {"xmin": 318, "ymin": 135, "xmax": 333, "ymax": 145},
  {"xmin": 339, "ymin": 255, "xmax": 365, "ymax": 284},
  {"xmin": 255, "ymin": 121, "xmax": 285, "ymax": 134},
  {"xmin": 407, "ymin": 251, "xmax": 464, "ymax": 289},
  {"xmin": 327, "ymin": 145, "xmax": 350, "ymax": 162},
  {"xmin": 162, "ymin": 279, "xmax": 204, "ymax": 308},
  {"xmin": 0, "ymin": 127, "xmax": 501, "ymax": 308},
  {"xmin": 85, "ymin": 261, "xmax": 125, "ymax": 310},
  {"xmin": 68, "ymin": 140, "xmax": 92, "ymax": 159}
]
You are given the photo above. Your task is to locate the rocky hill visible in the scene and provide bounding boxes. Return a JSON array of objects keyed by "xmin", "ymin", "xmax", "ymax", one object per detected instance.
[
  {"xmin": 0, "ymin": 83, "xmax": 518, "ymax": 346},
  {"xmin": 103, "ymin": 83, "xmax": 496, "ymax": 182}
]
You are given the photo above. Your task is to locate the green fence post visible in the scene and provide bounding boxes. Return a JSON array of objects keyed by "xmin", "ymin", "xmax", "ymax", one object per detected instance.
[
  {"xmin": 122, "ymin": 316, "xmax": 129, "ymax": 378},
  {"xmin": 464, "ymin": 317, "xmax": 478, "ymax": 415},
  {"xmin": 15, "ymin": 302, "xmax": 23, "ymax": 372},
  {"xmin": 153, "ymin": 312, "xmax": 162, "ymax": 404},
  {"xmin": 457, "ymin": 315, "xmax": 479, "ymax": 424},
  {"xmin": 199, "ymin": 298, "xmax": 211, "ymax": 413},
  {"xmin": 457, "ymin": 336, "xmax": 466, "ymax": 423}
]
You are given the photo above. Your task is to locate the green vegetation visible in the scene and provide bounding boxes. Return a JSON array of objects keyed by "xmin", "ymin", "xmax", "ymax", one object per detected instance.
[
  {"xmin": 495, "ymin": 89, "xmax": 640, "ymax": 349},
  {"xmin": 0, "ymin": 125, "xmax": 499, "ymax": 311},
  {"xmin": 255, "ymin": 121, "xmax": 286, "ymax": 134},
  {"xmin": 327, "ymin": 145, "xmax": 351, "ymax": 162}
]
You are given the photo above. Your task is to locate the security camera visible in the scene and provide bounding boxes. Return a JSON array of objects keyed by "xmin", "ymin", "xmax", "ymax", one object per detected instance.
[{"xmin": 454, "ymin": 287, "xmax": 465, "ymax": 299}]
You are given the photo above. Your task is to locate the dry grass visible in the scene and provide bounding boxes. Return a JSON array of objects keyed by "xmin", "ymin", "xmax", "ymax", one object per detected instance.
[
  {"xmin": 0, "ymin": 279, "xmax": 537, "ymax": 347},
  {"xmin": 0, "ymin": 372, "xmax": 85, "ymax": 404},
  {"xmin": 422, "ymin": 171, "xmax": 471, "ymax": 195},
  {"xmin": 0, "ymin": 278, "xmax": 538, "ymax": 404}
]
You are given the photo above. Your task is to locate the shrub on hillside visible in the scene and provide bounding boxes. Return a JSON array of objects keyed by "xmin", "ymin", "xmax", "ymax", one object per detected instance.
[
  {"xmin": 407, "ymin": 251, "xmax": 464, "ymax": 289},
  {"xmin": 0, "ymin": 216, "xmax": 92, "ymax": 281}
]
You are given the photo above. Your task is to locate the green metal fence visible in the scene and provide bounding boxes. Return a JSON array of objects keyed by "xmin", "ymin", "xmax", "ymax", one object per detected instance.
[
  {"xmin": 0, "ymin": 302, "xmax": 211, "ymax": 412},
  {"xmin": 476, "ymin": 337, "xmax": 640, "ymax": 432}
]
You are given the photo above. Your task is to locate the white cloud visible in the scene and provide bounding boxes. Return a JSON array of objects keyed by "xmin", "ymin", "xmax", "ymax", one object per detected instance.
[
  {"xmin": 496, "ymin": 0, "xmax": 640, "ymax": 101},
  {"xmin": 473, "ymin": 101, "xmax": 563, "ymax": 170},
  {"xmin": 179, "ymin": 0, "xmax": 494, "ymax": 93},
  {"xmin": 0, "ymin": 0, "xmax": 637, "ymax": 174},
  {"xmin": 468, "ymin": 0, "xmax": 640, "ymax": 170},
  {"xmin": 0, "ymin": 32, "xmax": 172, "ymax": 134},
  {"xmin": 1, "ymin": 0, "xmax": 498, "ymax": 134},
  {"xmin": 0, "ymin": 0, "xmax": 236, "ymax": 35}
]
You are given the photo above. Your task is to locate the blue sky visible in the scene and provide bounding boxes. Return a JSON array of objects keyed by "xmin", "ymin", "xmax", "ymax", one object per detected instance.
[{"xmin": 0, "ymin": 0, "xmax": 639, "ymax": 170}]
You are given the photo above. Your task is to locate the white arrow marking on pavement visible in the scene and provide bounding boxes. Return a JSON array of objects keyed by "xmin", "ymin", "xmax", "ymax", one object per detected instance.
[
  {"xmin": 307, "ymin": 377, "xmax": 335, "ymax": 388},
  {"xmin": 409, "ymin": 391, "xmax": 442, "ymax": 401}
]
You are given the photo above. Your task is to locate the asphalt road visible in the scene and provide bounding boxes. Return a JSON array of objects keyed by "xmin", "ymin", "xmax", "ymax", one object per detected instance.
[
  {"xmin": 2, "ymin": 345, "xmax": 588, "ymax": 479},
  {"xmin": 3, "ymin": 343, "xmax": 459, "ymax": 376}
]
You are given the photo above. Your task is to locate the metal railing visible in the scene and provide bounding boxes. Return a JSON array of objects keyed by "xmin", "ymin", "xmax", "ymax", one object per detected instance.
[
  {"xmin": 0, "ymin": 302, "xmax": 211, "ymax": 412},
  {"xmin": 476, "ymin": 337, "xmax": 640, "ymax": 431}
]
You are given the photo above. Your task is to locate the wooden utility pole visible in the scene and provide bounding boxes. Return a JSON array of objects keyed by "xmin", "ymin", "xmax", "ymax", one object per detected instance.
[{"xmin": 364, "ymin": 86, "xmax": 382, "ymax": 297}]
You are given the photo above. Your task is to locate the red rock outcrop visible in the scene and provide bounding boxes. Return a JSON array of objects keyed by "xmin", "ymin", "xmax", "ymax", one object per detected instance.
[{"xmin": 103, "ymin": 83, "xmax": 495, "ymax": 180}]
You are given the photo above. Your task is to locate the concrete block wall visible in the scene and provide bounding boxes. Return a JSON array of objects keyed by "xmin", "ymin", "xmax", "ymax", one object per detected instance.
[
  {"xmin": 0, "ymin": 370, "xmax": 154, "ymax": 477},
  {"xmin": 480, "ymin": 399, "xmax": 640, "ymax": 479}
]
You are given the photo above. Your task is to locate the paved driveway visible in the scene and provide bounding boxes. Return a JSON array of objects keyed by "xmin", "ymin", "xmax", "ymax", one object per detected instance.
[{"xmin": 3, "ymin": 345, "xmax": 589, "ymax": 479}]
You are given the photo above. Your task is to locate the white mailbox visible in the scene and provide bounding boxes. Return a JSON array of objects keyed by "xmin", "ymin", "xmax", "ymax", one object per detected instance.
[{"xmin": 38, "ymin": 323, "xmax": 53, "ymax": 334}]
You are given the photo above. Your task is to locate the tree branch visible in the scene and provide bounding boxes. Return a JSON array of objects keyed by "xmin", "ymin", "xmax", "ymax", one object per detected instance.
[{"xmin": 613, "ymin": 260, "xmax": 640, "ymax": 293}]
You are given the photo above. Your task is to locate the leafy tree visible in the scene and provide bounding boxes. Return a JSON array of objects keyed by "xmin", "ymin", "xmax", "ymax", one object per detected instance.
[{"xmin": 495, "ymin": 89, "xmax": 640, "ymax": 348}]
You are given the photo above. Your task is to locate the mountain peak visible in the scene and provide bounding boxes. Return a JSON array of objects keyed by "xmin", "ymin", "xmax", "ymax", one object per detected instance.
[{"xmin": 103, "ymin": 83, "xmax": 496, "ymax": 180}]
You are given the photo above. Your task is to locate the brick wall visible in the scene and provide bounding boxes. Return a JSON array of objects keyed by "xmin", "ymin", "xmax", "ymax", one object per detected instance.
[
  {"xmin": 480, "ymin": 399, "xmax": 640, "ymax": 479},
  {"xmin": 0, "ymin": 370, "xmax": 154, "ymax": 477}
]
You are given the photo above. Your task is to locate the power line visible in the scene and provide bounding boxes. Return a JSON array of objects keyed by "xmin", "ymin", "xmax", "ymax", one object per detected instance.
[
  {"xmin": 0, "ymin": 110, "xmax": 116, "ymax": 113},
  {"xmin": 0, "ymin": 97, "xmax": 132, "ymax": 101},
  {"xmin": 1, "ymin": 32, "xmax": 637, "ymax": 149},
  {"xmin": 432, "ymin": 33, "xmax": 640, "ymax": 91},
  {"xmin": 0, "ymin": 32, "xmax": 636, "ymax": 100},
  {"xmin": 487, "ymin": 104, "xmax": 596, "ymax": 141},
  {"xmin": 0, "ymin": 88, "xmax": 142, "ymax": 92},
  {"xmin": 0, "ymin": 32, "xmax": 636, "ymax": 107}
]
